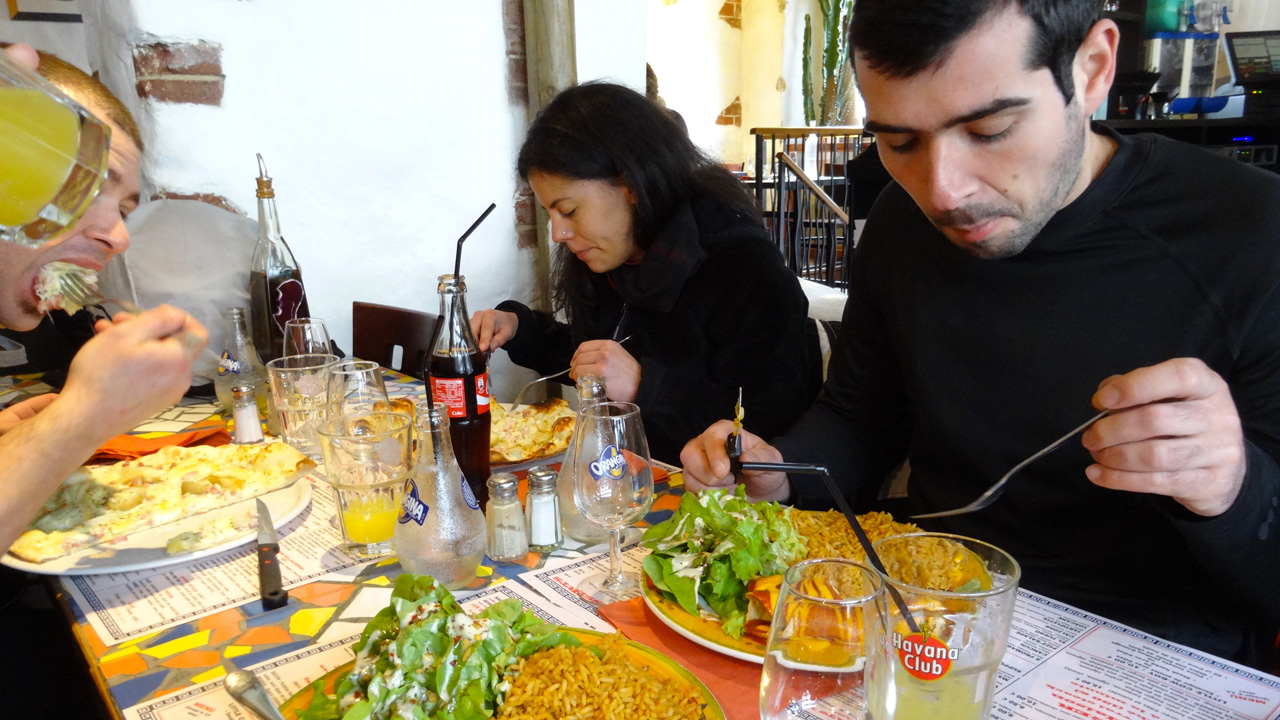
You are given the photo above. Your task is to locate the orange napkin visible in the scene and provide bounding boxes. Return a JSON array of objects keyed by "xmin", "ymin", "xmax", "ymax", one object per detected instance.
[
  {"xmin": 598, "ymin": 597, "xmax": 761, "ymax": 720},
  {"xmin": 90, "ymin": 421, "xmax": 230, "ymax": 462}
]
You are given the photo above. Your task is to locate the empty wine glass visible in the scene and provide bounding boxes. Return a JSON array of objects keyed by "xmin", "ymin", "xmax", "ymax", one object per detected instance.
[
  {"xmin": 572, "ymin": 401, "xmax": 654, "ymax": 602},
  {"xmin": 326, "ymin": 360, "xmax": 388, "ymax": 419},
  {"xmin": 284, "ymin": 317, "xmax": 332, "ymax": 355},
  {"xmin": 1, "ymin": 52, "xmax": 111, "ymax": 247}
]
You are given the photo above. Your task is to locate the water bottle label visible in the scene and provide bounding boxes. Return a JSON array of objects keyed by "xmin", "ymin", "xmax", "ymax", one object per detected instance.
[
  {"xmin": 216, "ymin": 351, "xmax": 242, "ymax": 376},
  {"xmin": 461, "ymin": 475, "xmax": 479, "ymax": 510},
  {"xmin": 589, "ymin": 444, "xmax": 627, "ymax": 482},
  {"xmin": 398, "ymin": 479, "xmax": 429, "ymax": 525}
]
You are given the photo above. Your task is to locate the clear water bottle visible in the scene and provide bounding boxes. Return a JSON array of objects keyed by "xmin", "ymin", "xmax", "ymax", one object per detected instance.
[
  {"xmin": 213, "ymin": 308, "xmax": 269, "ymax": 418},
  {"xmin": 557, "ymin": 376, "xmax": 609, "ymax": 544},
  {"xmin": 394, "ymin": 401, "xmax": 486, "ymax": 589}
]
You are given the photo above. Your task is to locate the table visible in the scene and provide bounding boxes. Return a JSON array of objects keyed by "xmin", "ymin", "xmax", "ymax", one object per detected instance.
[{"xmin": 18, "ymin": 372, "xmax": 1280, "ymax": 720}]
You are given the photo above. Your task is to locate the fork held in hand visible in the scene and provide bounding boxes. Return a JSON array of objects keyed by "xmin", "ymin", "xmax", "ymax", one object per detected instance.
[
  {"xmin": 911, "ymin": 409, "xmax": 1111, "ymax": 520},
  {"xmin": 61, "ymin": 271, "xmax": 203, "ymax": 353},
  {"xmin": 509, "ymin": 335, "xmax": 633, "ymax": 409}
]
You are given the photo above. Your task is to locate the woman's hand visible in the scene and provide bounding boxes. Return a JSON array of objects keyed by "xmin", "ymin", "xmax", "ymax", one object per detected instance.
[
  {"xmin": 570, "ymin": 339, "xmax": 640, "ymax": 402},
  {"xmin": 470, "ymin": 310, "xmax": 519, "ymax": 353}
]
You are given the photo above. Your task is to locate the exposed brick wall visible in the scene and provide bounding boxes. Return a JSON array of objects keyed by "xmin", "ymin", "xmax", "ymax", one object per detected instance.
[
  {"xmin": 719, "ymin": 0, "xmax": 742, "ymax": 29},
  {"xmin": 133, "ymin": 41, "xmax": 225, "ymax": 106},
  {"xmin": 150, "ymin": 190, "xmax": 245, "ymax": 216},
  {"xmin": 716, "ymin": 96, "xmax": 742, "ymax": 126},
  {"xmin": 503, "ymin": 0, "xmax": 528, "ymax": 106}
]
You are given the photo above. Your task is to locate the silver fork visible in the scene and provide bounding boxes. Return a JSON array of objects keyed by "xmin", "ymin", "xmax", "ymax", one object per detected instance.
[
  {"xmin": 911, "ymin": 409, "xmax": 1110, "ymax": 519},
  {"xmin": 60, "ymin": 271, "xmax": 203, "ymax": 352},
  {"xmin": 509, "ymin": 334, "xmax": 633, "ymax": 409}
]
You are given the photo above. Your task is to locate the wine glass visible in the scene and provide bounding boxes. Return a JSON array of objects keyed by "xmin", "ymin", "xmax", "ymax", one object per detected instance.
[
  {"xmin": 761, "ymin": 559, "xmax": 886, "ymax": 720},
  {"xmin": 325, "ymin": 360, "xmax": 389, "ymax": 419},
  {"xmin": 572, "ymin": 401, "xmax": 654, "ymax": 602},
  {"xmin": 284, "ymin": 317, "xmax": 332, "ymax": 355},
  {"xmin": 0, "ymin": 52, "xmax": 111, "ymax": 247}
]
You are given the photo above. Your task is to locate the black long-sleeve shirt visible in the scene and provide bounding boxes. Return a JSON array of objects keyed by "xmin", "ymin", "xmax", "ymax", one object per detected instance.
[
  {"xmin": 499, "ymin": 195, "xmax": 822, "ymax": 463},
  {"xmin": 774, "ymin": 127, "xmax": 1280, "ymax": 668}
]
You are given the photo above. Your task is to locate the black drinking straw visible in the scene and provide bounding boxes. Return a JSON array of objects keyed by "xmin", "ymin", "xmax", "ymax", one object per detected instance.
[
  {"xmin": 739, "ymin": 460, "xmax": 921, "ymax": 634},
  {"xmin": 454, "ymin": 203, "xmax": 497, "ymax": 279}
]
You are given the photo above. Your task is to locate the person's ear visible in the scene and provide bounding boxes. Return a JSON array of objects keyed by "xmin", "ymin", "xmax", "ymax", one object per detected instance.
[
  {"xmin": 623, "ymin": 184, "xmax": 639, "ymax": 205},
  {"xmin": 1073, "ymin": 19, "xmax": 1119, "ymax": 114}
]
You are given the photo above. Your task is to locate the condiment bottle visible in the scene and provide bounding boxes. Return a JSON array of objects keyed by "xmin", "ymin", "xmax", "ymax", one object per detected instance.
[
  {"xmin": 249, "ymin": 153, "xmax": 311, "ymax": 365},
  {"xmin": 231, "ymin": 385, "xmax": 264, "ymax": 445},
  {"xmin": 213, "ymin": 307, "xmax": 269, "ymax": 418},
  {"xmin": 557, "ymin": 376, "xmax": 609, "ymax": 543},
  {"xmin": 393, "ymin": 401, "xmax": 487, "ymax": 589},
  {"xmin": 525, "ymin": 466, "xmax": 562, "ymax": 553},
  {"xmin": 426, "ymin": 274, "xmax": 491, "ymax": 510},
  {"xmin": 486, "ymin": 472, "xmax": 528, "ymax": 563}
]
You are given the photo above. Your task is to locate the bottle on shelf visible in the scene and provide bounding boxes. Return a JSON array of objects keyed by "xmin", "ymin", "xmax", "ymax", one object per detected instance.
[
  {"xmin": 426, "ymin": 274, "xmax": 491, "ymax": 509},
  {"xmin": 248, "ymin": 153, "xmax": 311, "ymax": 366},
  {"xmin": 557, "ymin": 376, "xmax": 610, "ymax": 544},
  {"xmin": 394, "ymin": 401, "xmax": 487, "ymax": 589}
]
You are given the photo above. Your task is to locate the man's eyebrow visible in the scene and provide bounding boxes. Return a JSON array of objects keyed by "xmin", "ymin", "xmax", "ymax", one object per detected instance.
[{"xmin": 864, "ymin": 97, "xmax": 1032, "ymax": 135}]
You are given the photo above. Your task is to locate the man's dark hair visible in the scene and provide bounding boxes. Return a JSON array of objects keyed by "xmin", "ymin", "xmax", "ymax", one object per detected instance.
[
  {"xmin": 518, "ymin": 81, "xmax": 759, "ymax": 337},
  {"xmin": 849, "ymin": 0, "xmax": 1102, "ymax": 104}
]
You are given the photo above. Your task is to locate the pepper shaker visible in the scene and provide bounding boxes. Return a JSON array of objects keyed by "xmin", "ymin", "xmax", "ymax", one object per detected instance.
[
  {"xmin": 486, "ymin": 472, "xmax": 528, "ymax": 563},
  {"xmin": 526, "ymin": 466, "xmax": 563, "ymax": 553}
]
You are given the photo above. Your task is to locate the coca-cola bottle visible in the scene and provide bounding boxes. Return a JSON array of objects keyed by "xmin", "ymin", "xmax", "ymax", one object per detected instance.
[
  {"xmin": 426, "ymin": 274, "xmax": 491, "ymax": 508},
  {"xmin": 249, "ymin": 153, "xmax": 311, "ymax": 365},
  {"xmin": 557, "ymin": 376, "xmax": 609, "ymax": 544},
  {"xmin": 394, "ymin": 401, "xmax": 486, "ymax": 589}
]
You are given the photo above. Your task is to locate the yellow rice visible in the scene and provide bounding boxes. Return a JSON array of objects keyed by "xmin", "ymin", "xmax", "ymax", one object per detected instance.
[
  {"xmin": 793, "ymin": 510, "xmax": 921, "ymax": 564},
  {"xmin": 497, "ymin": 634, "xmax": 705, "ymax": 720}
]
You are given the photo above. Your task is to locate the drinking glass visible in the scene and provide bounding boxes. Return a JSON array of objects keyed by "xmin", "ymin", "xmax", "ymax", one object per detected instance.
[
  {"xmin": 266, "ymin": 353, "xmax": 339, "ymax": 458},
  {"xmin": 284, "ymin": 317, "xmax": 332, "ymax": 356},
  {"xmin": 326, "ymin": 360, "xmax": 388, "ymax": 419},
  {"xmin": 864, "ymin": 533, "xmax": 1021, "ymax": 720},
  {"xmin": 317, "ymin": 411, "xmax": 412, "ymax": 559},
  {"xmin": 572, "ymin": 401, "xmax": 654, "ymax": 602},
  {"xmin": 761, "ymin": 559, "xmax": 886, "ymax": 720},
  {"xmin": 0, "ymin": 52, "xmax": 111, "ymax": 247}
]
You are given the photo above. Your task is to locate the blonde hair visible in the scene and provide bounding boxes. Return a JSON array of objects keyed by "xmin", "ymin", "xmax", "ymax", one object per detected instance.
[{"xmin": 30, "ymin": 48, "xmax": 144, "ymax": 151}]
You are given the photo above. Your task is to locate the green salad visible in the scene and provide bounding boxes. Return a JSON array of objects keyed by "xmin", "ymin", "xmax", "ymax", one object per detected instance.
[
  {"xmin": 641, "ymin": 486, "xmax": 806, "ymax": 638},
  {"xmin": 296, "ymin": 574, "xmax": 578, "ymax": 720}
]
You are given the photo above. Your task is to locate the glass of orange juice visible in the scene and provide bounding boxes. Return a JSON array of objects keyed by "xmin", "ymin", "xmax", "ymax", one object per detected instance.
[
  {"xmin": 317, "ymin": 410, "xmax": 413, "ymax": 559},
  {"xmin": 0, "ymin": 52, "xmax": 111, "ymax": 247}
]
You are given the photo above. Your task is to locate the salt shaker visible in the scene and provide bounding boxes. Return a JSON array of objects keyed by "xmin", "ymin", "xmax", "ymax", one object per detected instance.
[
  {"xmin": 231, "ymin": 385, "xmax": 264, "ymax": 445},
  {"xmin": 525, "ymin": 466, "xmax": 563, "ymax": 553},
  {"xmin": 486, "ymin": 472, "xmax": 528, "ymax": 563}
]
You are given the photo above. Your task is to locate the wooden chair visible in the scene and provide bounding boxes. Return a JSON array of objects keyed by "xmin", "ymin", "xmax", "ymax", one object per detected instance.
[{"xmin": 351, "ymin": 301, "xmax": 439, "ymax": 380}]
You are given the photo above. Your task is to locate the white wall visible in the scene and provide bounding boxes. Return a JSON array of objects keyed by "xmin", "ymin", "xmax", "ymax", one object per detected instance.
[
  {"xmin": 0, "ymin": 7, "xmax": 89, "ymax": 70},
  {"xmin": 81, "ymin": 0, "xmax": 537, "ymax": 396},
  {"xmin": 576, "ymin": 0, "xmax": 647, "ymax": 90}
]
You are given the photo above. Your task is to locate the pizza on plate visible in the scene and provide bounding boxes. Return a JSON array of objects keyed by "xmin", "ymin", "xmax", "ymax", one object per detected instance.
[
  {"xmin": 490, "ymin": 398, "xmax": 576, "ymax": 464},
  {"xmin": 10, "ymin": 442, "xmax": 315, "ymax": 563}
]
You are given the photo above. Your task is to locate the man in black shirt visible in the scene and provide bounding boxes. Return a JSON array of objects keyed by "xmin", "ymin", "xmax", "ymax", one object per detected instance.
[{"xmin": 683, "ymin": 0, "xmax": 1280, "ymax": 669}]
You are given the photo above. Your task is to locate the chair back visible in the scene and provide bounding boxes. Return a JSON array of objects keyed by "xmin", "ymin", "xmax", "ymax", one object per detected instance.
[{"xmin": 351, "ymin": 301, "xmax": 439, "ymax": 380}]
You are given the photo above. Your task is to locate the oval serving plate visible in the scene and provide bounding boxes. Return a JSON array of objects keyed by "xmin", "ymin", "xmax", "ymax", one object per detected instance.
[{"xmin": 278, "ymin": 627, "xmax": 726, "ymax": 719}]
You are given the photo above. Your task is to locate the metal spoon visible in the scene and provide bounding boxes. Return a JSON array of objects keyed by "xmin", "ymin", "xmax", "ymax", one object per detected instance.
[
  {"xmin": 912, "ymin": 409, "xmax": 1110, "ymax": 519},
  {"xmin": 225, "ymin": 668, "xmax": 288, "ymax": 720}
]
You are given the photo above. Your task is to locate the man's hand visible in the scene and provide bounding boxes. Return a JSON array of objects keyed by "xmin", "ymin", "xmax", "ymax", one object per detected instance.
[
  {"xmin": 0, "ymin": 393, "xmax": 57, "ymax": 435},
  {"xmin": 680, "ymin": 420, "xmax": 791, "ymax": 502},
  {"xmin": 62, "ymin": 305, "xmax": 208, "ymax": 435},
  {"xmin": 470, "ymin": 310, "xmax": 518, "ymax": 353},
  {"xmin": 1083, "ymin": 357, "xmax": 1246, "ymax": 517},
  {"xmin": 570, "ymin": 339, "xmax": 640, "ymax": 402}
]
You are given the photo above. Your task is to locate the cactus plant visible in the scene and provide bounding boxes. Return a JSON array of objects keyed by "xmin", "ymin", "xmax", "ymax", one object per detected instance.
[{"xmin": 802, "ymin": 14, "xmax": 817, "ymax": 125}]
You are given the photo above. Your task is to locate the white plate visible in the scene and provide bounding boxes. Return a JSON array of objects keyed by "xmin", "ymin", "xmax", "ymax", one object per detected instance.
[
  {"xmin": 2, "ymin": 478, "xmax": 312, "ymax": 576},
  {"xmin": 641, "ymin": 580, "xmax": 766, "ymax": 664}
]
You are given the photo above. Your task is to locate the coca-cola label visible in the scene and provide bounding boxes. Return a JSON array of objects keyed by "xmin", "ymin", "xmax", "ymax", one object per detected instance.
[
  {"xmin": 272, "ymin": 278, "xmax": 306, "ymax": 333},
  {"xmin": 475, "ymin": 373, "xmax": 490, "ymax": 414},
  {"xmin": 461, "ymin": 475, "xmax": 479, "ymax": 510},
  {"xmin": 589, "ymin": 445, "xmax": 627, "ymax": 482},
  {"xmin": 429, "ymin": 372, "xmax": 491, "ymax": 418},
  {"xmin": 894, "ymin": 631, "xmax": 957, "ymax": 681},
  {"xmin": 398, "ymin": 479, "xmax": 429, "ymax": 526},
  {"xmin": 217, "ymin": 351, "xmax": 242, "ymax": 377}
]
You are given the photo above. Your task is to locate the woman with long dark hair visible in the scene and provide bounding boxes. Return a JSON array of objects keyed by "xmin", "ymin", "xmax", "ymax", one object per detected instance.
[{"xmin": 472, "ymin": 82, "xmax": 820, "ymax": 462}]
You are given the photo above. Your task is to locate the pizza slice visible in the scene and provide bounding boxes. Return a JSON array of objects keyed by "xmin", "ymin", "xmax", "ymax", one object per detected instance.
[
  {"xmin": 490, "ymin": 398, "xmax": 577, "ymax": 464},
  {"xmin": 10, "ymin": 442, "xmax": 315, "ymax": 563}
]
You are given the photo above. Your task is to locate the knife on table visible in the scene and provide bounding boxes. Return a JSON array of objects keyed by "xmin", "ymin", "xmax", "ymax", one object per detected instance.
[{"xmin": 255, "ymin": 498, "xmax": 288, "ymax": 610}]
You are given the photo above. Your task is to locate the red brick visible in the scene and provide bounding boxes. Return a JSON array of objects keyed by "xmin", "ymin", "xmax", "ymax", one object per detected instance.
[
  {"xmin": 516, "ymin": 224, "xmax": 539, "ymax": 249},
  {"xmin": 137, "ymin": 77, "xmax": 224, "ymax": 106},
  {"xmin": 506, "ymin": 57, "xmax": 528, "ymax": 105},
  {"xmin": 514, "ymin": 192, "xmax": 536, "ymax": 226},
  {"xmin": 133, "ymin": 41, "xmax": 222, "ymax": 77},
  {"xmin": 150, "ymin": 190, "xmax": 245, "ymax": 215}
]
